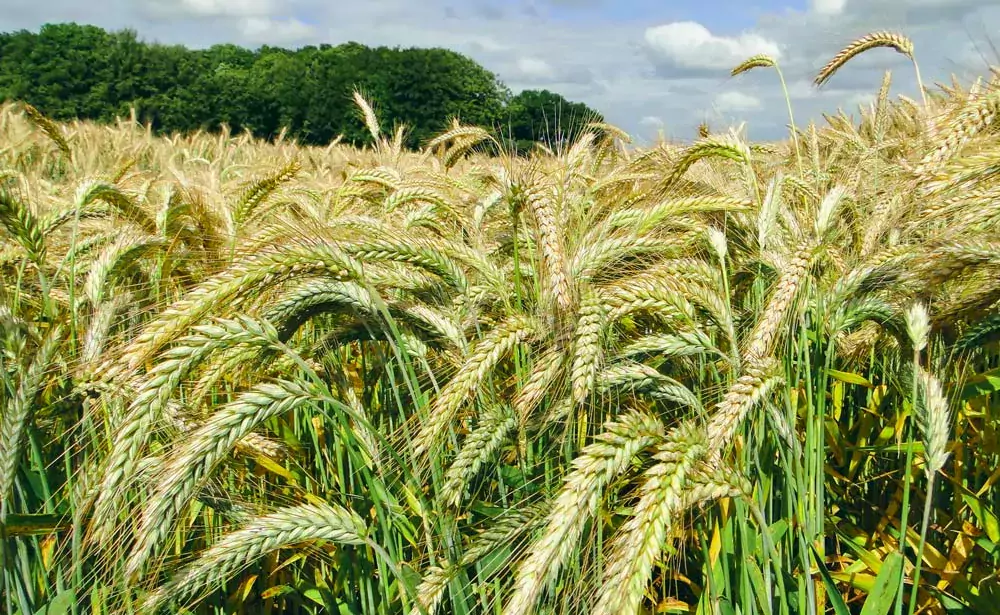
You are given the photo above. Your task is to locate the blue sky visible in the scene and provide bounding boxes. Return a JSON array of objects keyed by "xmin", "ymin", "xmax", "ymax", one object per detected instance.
[
  {"xmin": 3, "ymin": 0, "xmax": 999, "ymax": 143},
  {"xmin": 541, "ymin": 0, "xmax": 792, "ymax": 27}
]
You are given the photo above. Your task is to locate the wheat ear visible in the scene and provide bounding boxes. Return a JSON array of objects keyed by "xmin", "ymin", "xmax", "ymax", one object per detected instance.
[
  {"xmin": 230, "ymin": 159, "xmax": 300, "ymax": 228},
  {"xmin": 264, "ymin": 279, "xmax": 378, "ymax": 337},
  {"xmin": 592, "ymin": 423, "xmax": 707, "ymax": 615},
  {"xmin": 731, "ymin": 54, "xmax": 776, "ymax": 76},
  {"xmin": 0, "ymin": 188, "xmax": 46, "ymax": 266},
  {"xmin": 87, "ymin": 317, "xmax": 282, "ymax": 546},
  {"xmin": 0, "ymin": 326, "xmax": 62, "ymax": 519},
  {"xmin": 440, "ymin": 405, "xmax": 517, "ymax": 507},
  {"xmin": 907, "ymin": 366, "xmax": 953, "ymax": 610},
  {"xmin": 141, "ymin": 501, "xmax": 366, "ymax": 614},
  {"xmin": 514, "ymin": 346, "xmax": 565, "ymax": 424},
  {"xmin": 663, "ymin": 134, "xmax": 752, "ymax": 189},
  {"xmin": 597, "ymin": 362, "xmax": 703, "ymax": 410},
  {"xmin": 353, "ymin": 90, "xmax": 381, "ymax": 143},
  {"xmin": 504, "ymin": 411, "xmax": 664, "ymax": 615},
  {"xmin": 413, "ymin": 315, "xmax": 536, "ymax": 457},
  {"xmin": 704, "ymin": 357, "xmax": 783, "ymax": 445},
  {"xmin": 344, "ymin": 237, "xmax": 469, "ymax": 291},
  {"xmin": 603, "ymin": 195, "xmax": 749, "ymax": 233},
  {"xmin": 744, "ymin": 243, "xmax": 814, "ymax": 359},
  {"xmin": 125, "ymin": 379, "xmax": 334, "ymax": 581},
  {"xmin": 916, "ymin": 89, "xmax": 1000, "ymax": 176},
  {"xmin": 815, "ymin": 32, "xmax": 914, "ymax": 87},
  {"xmin": 118, "ymin": 240, "xmax": 364, "ymax": 371},
  {"xmin": 914, "ymin": 367, "xmax": 951, "ymax": 476},
  {"xmin": 21, "ymin": 102, "xmax": 72, "ymax": 157},
  {"xmin": 412, "ymin": 506, "xmax": 545, "ymax": 615},
  {"xmin": 570, "ymin": 289, "xmax": 607, "ymax": 404},
  {"xmin": 526, "ymin": 183, "xmax": 574, "ymax": 314}
]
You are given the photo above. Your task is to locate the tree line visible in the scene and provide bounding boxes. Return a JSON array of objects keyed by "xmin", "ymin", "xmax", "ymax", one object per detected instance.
[{"xmin": 0, "ymin": 22, "xmax": 603, "ymax": 152}]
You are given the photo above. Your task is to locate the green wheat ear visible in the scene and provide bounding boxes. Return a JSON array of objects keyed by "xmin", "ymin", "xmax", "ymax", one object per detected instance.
[
  {"xmin": 0, "ymin": 188, "xmax": 46, "ymax": 265},
  {"xmin": 141, "ymin": 501, "xmax": 367, "ymax": 613},
  {"xmin": 231, "ymin": 158, "xmax": 301, "ymax": 227}
]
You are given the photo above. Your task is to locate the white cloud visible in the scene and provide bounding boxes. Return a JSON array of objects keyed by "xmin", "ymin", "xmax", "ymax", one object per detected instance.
[
  {"xmin": 845, "ymin": 91, "xmax": 876, "ymax": 109},
  {"xmin": 811, "ymin": 0, "xmax": 847, "ymax": 15},
  {"xmin": 715, "ymin": 91, "xmax": 762, "ymax": 112},
  {"xmin": 644, "ymin": 22, "xmax": 781, "ymax": 72},
  {"xmin": 467, "ymin": 36, "xmax": 509, "ymax": 53},
  {"xmin": 515, "ymin": 56, "xmax": 556, "ymax": 81},
  {"xmin": 240, "ymin": 16, "xmax": 314, "ymax": 44},
  {"xmin": 175, "ymin": 0, "xmax": 275, "ymax": 17},
  {"xmin": 786, "ymin": 79, "xmax": 819, "ymax": 100}
]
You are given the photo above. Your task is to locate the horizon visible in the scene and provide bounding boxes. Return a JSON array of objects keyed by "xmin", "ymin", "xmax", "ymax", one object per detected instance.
[{"xmin": 3, "ymin": 1, "xmax": 999, "ymax": 144}]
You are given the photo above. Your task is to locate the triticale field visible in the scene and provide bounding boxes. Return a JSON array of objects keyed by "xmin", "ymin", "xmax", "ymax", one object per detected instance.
[{"xmin": 1, "ymin": 32, "xmax": 999, "ymax": 615}]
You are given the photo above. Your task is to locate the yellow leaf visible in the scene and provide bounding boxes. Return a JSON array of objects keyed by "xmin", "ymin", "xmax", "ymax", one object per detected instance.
[
  {"xmin": 656, "ymin": 597, "xmax": 692, "ymax": 613},
  {"xmin": 230, "ymin": 574, "xmax": 257, "ymax": 603},
  {"xmin": 254, "ymin": 454, "xmax": 295, "ymax": 482},
  {"xmin": 41, "ymin": 534, "xmax": 56, "ymax": 569},
  {"xmin": 272, "ymin": 553, "xmax": 307, "ymax": 575},
  {"xmin": 262, "ymin": 585, "xmax": 295, "ymax": 599}
]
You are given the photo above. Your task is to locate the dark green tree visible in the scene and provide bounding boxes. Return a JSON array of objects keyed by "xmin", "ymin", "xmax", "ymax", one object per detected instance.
[
  {"xmin": 0, "ymin": 23, "xmax": 603, "ymax": 151},
  {"xmin": 503, "ymin": 89, "xmax": 604, "ymax": 154}
]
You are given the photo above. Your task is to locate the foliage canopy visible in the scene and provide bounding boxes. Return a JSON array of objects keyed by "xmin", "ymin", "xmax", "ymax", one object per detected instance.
[{"xmin": 0, "ymin": 22, "xmax": 603, "ymax": 151}]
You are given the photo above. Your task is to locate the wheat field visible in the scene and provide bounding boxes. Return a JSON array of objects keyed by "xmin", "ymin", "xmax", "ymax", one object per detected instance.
[{"xmin": 1, "ymin": 33, "xmax": 999, "ymax": 615}]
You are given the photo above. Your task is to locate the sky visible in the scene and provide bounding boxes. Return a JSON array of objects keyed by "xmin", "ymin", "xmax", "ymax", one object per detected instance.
[{"xmin": 2, "ymin": 0, "xmax": 999, "ymax": 143}]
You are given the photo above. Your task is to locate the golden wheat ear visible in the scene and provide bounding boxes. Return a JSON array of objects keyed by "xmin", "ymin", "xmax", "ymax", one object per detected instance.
[
  {"xmin": 20, "ymin": 102, "xmax": 72, "ymax": 157},
  {"xmin": 815, "ymin": 31, "xmax": 914, "ymax": 87},
  {"xmin": 731, "ymin": 54, "xmax": 776, "ymax": 77},
  {"xmin": 352, "ymin": 89, "xmax": 382, "ymax": 143}
]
